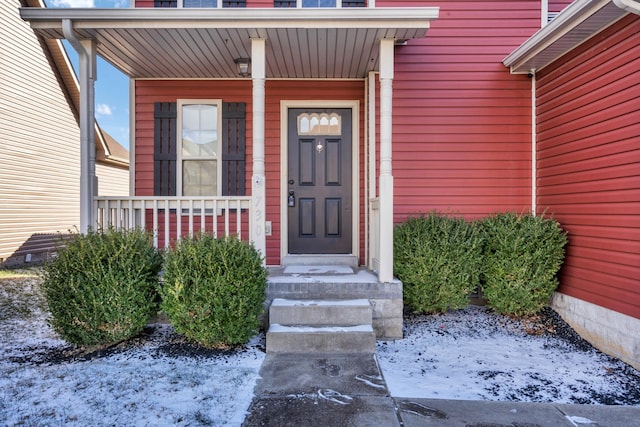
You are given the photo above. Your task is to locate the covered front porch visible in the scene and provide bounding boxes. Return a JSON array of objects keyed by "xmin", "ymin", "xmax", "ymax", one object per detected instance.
[{"xmin": 21, "ymin": 6, "xmax": 439, "ymax": 283}]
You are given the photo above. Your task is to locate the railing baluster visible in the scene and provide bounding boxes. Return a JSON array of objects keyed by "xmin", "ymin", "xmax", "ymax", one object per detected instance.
[
  {"xmin": 200, "ymin": 199, "xmax": 206, "ymax": 233},
  {"xmin": 188, "ymin": 199, "xmax": 194, "ymax": 237},
  {"xmin": 213, "ymin": 200, "xmax": 218, "ymax": 238},
  {"xmin": 126, "ymin": 199, "xmax": 132, "ymax": 229},
  {"xmin": 116, "ymin": 199, "xmax": 123, "ymax": 230},
  {"xmin": 140, "ymin": 199, "xmax": 146, "ymax": 230},
  {"xmin": 153, "ymin": 199, "xmax": 158, "ymax": 249},
  {"xmin": 236, "ymin": 199, "xmax": 242, "ymax": 240},
  {"xmin": 176, "ymin": 199, "xmax": 182, "ymax": 243},
  {"xmin": 224, "ymin": 199, "xmax": 230, "ymax": 237},
  {"xmin": 164, "ymin": 199, "xmax": 170, "ymax": 249},
  {"xmin": 106, "ymin": 199, "xmax": 112, "ymax": 230}
]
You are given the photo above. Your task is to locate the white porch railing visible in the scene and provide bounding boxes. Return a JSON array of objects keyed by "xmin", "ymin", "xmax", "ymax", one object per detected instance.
[{"xmin": 94, "ymin": 196, "xmax": 252, "ymax": 249}]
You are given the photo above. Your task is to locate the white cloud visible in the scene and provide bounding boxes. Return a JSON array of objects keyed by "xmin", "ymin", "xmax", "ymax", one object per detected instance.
[
  {"xmin": 96, "ymin": 103, "xmax": 113, "ymax": 116},
  {"xmin": 48, "ymin": 0, "xmax": 96, "ymax": 7}
]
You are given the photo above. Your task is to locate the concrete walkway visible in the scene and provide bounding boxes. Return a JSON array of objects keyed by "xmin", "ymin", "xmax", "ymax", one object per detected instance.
[{"xmin": 243, "ymin": 353, "xmax": 640, "ymax": 427}]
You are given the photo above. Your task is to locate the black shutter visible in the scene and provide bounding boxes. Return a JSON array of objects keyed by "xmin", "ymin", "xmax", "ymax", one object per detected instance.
[
  {"xmin": 223, "ymin": 0, "xmax": 246, "ymax": 6},
  {"xmin": 222, "ymin": 102, "xmax": 246, "ymax": 196},
  {"xmin": 153, "ymin": 102, "xmax": 177, "ymax": 196},
  {"xmin": 343, "ymin": 0, "xmax": 365, "ymax": 7},
  {"xmin": 154, "ymin": 1, "xmax": 177, "ymax": 6}
]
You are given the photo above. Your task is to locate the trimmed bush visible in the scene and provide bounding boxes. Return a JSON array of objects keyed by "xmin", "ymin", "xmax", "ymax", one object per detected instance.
[
  {"xmin": 42, "ymin": 229, "xmax": 163, "ymax": 346},
  {"xmin": 159, "ymin": 234, "xmax": 267, "ymax": 348},
  {"xmin": 481, "ymin": 212, "xmax": 568, "ymax": 316},
  {"xmin": 394, "ymin": 213, "xmax": 484, "ymax": 314}
]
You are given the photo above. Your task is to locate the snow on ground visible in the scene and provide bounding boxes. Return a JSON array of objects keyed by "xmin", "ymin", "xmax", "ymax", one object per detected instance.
[
  {"xmin": 0, "ymin": 272, "xmax": 265, "ymax": 426},
  {"xmin": 2, "ymin": 270, "xmax": 639, "ymax": 426},
  {"xmin": 377, "ymin": 306, "xmax": 640, "ymax": 405}
]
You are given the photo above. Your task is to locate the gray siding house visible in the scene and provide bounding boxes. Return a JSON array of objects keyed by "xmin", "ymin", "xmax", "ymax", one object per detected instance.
[{"xmin": 0, "ymin": 0, "xmax": 129, "ymax": 267}]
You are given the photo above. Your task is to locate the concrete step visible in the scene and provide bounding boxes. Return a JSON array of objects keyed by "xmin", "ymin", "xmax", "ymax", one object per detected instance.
[
  {"xmin": 267, "ymin": 268, "xmax": 401, "ymax": 301},
  {"xmin": 269, "ymin": 298, "xmax": 372, "ymax": 327},
  {"xmin": 282, "ymin": 255, "xmax": 359, "ymax": 267},
  {"xmin": 266, "ymin": 324, "xmax": 376, "ymax": 354}
]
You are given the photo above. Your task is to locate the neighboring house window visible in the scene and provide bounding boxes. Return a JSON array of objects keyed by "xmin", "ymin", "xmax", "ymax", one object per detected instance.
[
  {"xmin": 153, "ymin": 0, "xmax": 246, "ymax": 7},
  {"xmin": 274, "ymin": 0, "xmax": 365, "ymax": 7},
  {"xmin": 153, "ymin": 101, "xmax": 246, "ymax": 197},
  {"xmin": 178, "ymin": 100, "xmax": 221, "ymax": 196}
]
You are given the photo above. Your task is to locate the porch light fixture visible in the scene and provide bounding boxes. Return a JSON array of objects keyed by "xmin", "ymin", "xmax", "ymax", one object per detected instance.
[{"xmin": 234, "ymin": 57, "xmax": 251, "ymax": 77}]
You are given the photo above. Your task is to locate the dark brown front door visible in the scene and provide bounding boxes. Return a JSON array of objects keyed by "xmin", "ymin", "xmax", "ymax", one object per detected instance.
[{"xmin": 288, "ymin": 108, "xmax": 352, "ymax": 254}]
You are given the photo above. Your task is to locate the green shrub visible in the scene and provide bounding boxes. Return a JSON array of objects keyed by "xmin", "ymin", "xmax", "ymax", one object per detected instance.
[
  {"xmin": 394, "ymin": 213, "xmax": 484, "ymax": 314},
  {"xmin": 481, "ymin": 212, "xmax": 568, "ymax": 316},
  {"xmin": 159, "ymin": 234, "xmax": 267, "ymax": 348},
  {"xmin": 42, "ymin": 228, "xmax": 163, "ymax": 346}
]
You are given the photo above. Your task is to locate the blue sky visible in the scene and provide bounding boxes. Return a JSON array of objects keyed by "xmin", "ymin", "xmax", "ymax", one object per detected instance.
[{"xmin": 47, "ymin": 0, "xmax": 131, "ymax": 149}]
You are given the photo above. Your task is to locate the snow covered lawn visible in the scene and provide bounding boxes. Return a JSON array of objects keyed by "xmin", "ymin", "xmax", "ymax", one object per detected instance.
[
  {"xmin": 1, "ymin": 269, "xmax": 639, "ymax": 426},
  {"xmin": 377, "ymin": 306, "xmax": 640, "ymax": 405},
  {"xmin": 0, "ymin": 271, "xmax": 265, "ymax": 426}
]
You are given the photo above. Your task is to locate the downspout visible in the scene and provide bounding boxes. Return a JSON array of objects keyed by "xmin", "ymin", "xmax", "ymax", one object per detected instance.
[
  {"xmin": 62, "ymin": 19, "xmax": 97, "ymax": 233},
  {"xmin": 613, "ymin": 0, "xmax": 640, "ymax": 14},
  {"xmin": 530, "ymin": 70, "xmax": 537, "ymax": 215}
]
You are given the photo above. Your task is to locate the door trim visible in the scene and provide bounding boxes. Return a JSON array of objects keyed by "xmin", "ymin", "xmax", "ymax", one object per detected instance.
[{"xmin": 280, "ymin": 100, "xmax": 360, "ymax": 262}]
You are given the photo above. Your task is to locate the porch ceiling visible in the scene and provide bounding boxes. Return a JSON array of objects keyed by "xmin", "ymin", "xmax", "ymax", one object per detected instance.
[{"xmin": 20, "ymin": 8, "xmax": 439, "ymax": 79}]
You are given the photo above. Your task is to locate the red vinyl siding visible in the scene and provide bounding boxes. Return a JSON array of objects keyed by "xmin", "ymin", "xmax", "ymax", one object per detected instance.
[
  {"xmin": 377, "ymin": 0, "xmax": 540, "ymax": 221},
  {"xmin": 135, "ymin": 80, "xmax": 364, "ymax": 265},
  {"xmin": 548, "ymin": 0, "xmax": 573, "ymax": 13},
  {"xmin": 536, "ymin": 14, "xmax": 640, "ymax": 319},
  {"xmin": 247, "ymin": 0, "xmax": 273, "ymax": 6}
]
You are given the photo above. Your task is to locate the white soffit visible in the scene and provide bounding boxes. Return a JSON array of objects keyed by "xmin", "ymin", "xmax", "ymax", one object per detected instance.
[
  {"xmin": 20, "ymin": 8, "xmax": 439, "ymax": 79},
  {"xmin": 503, "ymin": 0, "xmax": 629, "ymax": 74}
]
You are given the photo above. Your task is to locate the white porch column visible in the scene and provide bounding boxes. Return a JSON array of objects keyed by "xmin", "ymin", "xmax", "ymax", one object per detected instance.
[
  {"xmin": 251, "ymin": 38, "xmax": 267, "ymax": 259},
  {"xmin": 63, "ymin": 20, "xmax": 96, "ymax": 233},
  {"xmin": 378, "ymin": 39, "xmax": 394, "ymax": 283}
]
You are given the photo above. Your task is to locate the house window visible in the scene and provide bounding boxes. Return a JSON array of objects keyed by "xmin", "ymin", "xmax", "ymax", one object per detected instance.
[
  {"xmin": 274, "ymin": 0, "xmax": 365, "ymax": 7},
  {"xmin": 178, "ymin": 100, "xmax": 222, "ymax": 196},
  {"xmin": 153, "ymin": 0, "xmax": 246, "ymax": 8},
  {"xmin": 183, "ymin": 0, "xmax": 217, "ymax": 6},
  {"xmin": 297, "ymin": 112, "xmax": 341, "ymax": 135},
  {"xmin": 302, "ymin": 0, "xmax": 336, "ymax": 6}
]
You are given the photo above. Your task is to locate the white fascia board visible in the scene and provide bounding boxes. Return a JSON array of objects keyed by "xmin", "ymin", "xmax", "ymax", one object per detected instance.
[
  {"xmin": 502, "ymin": 0, "xmax": 620, "ymax": 73},
  {"xmin": 21, "ymin": 7, "xmax": 439, "ymax": 31},
  {"xmin": 614, "ymin": 0, "xmax": 640, "ymax": 14}
]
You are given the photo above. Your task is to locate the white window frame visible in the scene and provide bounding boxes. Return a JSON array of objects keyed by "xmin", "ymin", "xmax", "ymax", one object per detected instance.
[
  {"xmin": 177, "ymin": 0, "xmax": 222, "ymax": 8},
  {"xmin": 176, "ymin": 99, "xmax": 223, "ymax": 197}
]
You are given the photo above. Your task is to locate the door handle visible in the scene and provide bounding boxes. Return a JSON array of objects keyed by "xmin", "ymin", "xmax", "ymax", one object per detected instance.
[{"xmin": 288, "ymin": 190, "xmax": 295, "ymax": 207}]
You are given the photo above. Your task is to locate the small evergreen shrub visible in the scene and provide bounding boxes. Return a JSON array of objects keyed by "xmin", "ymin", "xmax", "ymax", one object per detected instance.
[
  {"xmin": 481, "ymin": 212, "xmax": 568, "ymax": 316},
  {"xmin": 42, "ymin": 228, "xmax": 163, "ymax": 346},
  {"xmin": 394, "ymin": 213, "xmax": 484, "ymax": 314},
  {"xmin": 159, "ymin": 234, "xmax": 267, "ymax": 348}
]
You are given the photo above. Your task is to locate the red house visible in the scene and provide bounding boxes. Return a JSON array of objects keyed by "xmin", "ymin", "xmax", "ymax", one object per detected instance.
[{"xmin": 21, "ymin": 0, "xmax": 639, "ymax": 366}]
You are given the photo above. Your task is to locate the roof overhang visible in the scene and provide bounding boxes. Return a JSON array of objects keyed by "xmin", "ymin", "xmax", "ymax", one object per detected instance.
[
  {"xmin": 20, "ymin": 7, "xmax": 439, "ymax": 79},
  {"xmin": 503, "ymin": 0, "xmax": 632, "ymax": 74}
]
